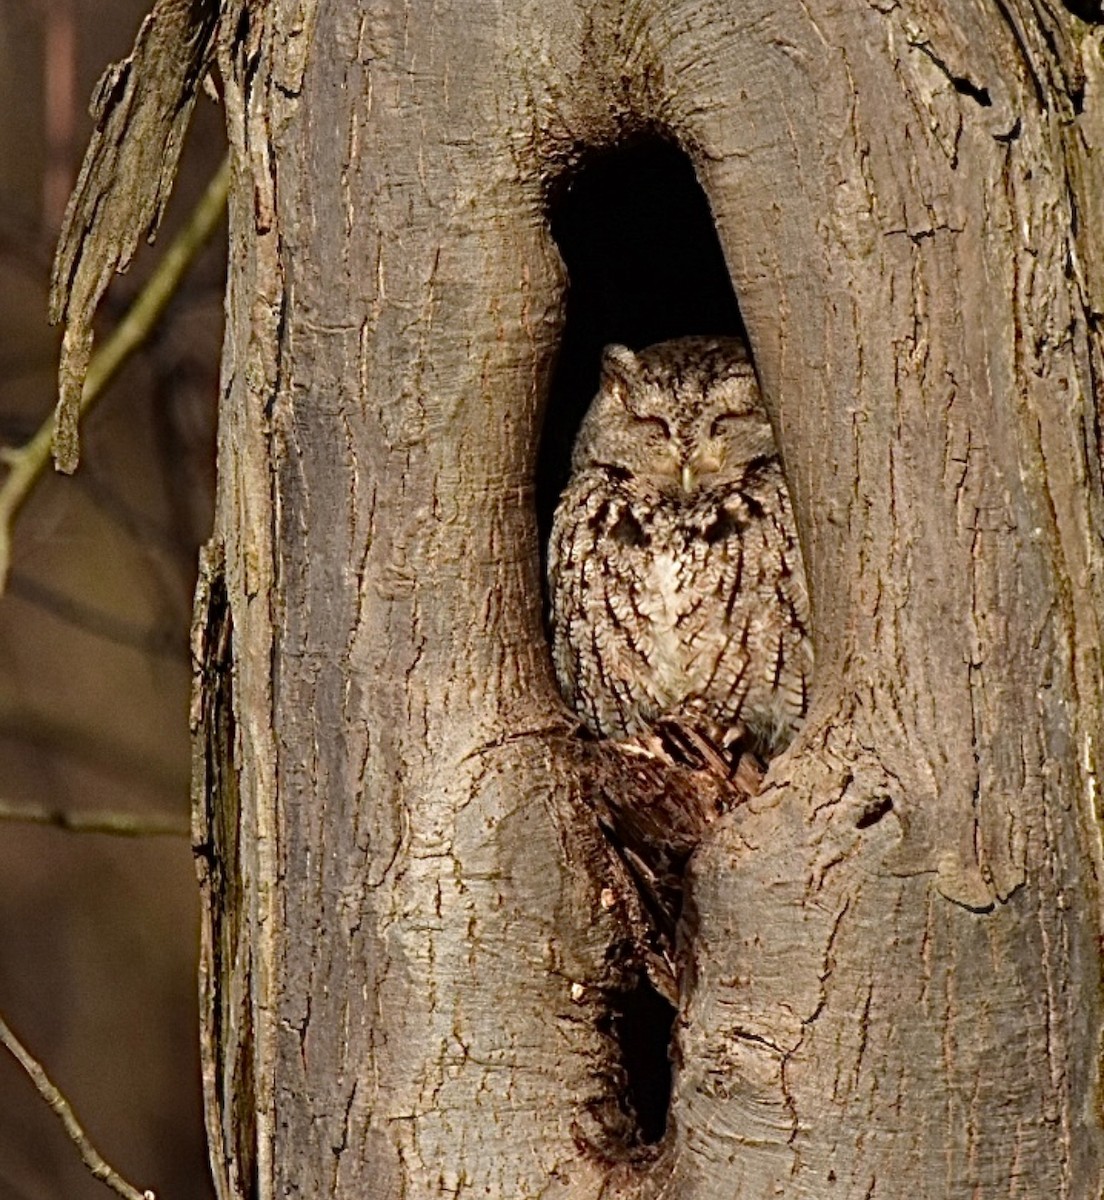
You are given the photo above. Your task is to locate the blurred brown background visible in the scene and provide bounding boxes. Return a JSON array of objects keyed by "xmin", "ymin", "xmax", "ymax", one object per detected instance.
[{"xmin": 0, "ymin": 2, "xmax": 224, "ymax": 1197}]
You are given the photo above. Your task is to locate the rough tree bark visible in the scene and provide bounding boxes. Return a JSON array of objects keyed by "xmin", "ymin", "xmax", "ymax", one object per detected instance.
[{"xmin": 55, "ymin": 0, "xmax": 1104, "ymax": 1196}]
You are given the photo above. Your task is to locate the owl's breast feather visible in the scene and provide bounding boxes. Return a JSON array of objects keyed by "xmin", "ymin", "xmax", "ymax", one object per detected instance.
[{"xmin": 636, "ymin": 548, "xmax": 688, "ymax": 709}]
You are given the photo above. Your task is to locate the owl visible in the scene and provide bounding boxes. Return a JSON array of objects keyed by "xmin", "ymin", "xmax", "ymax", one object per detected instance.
[{"xmin": 548, "ymin": 336, "xmax": 812, "ymax": 756}]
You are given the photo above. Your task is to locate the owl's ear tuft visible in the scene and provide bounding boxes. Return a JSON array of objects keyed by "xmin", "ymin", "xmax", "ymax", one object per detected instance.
[{"xmin": 600, "ymin": 344, "xmax": 639, "ymax": 397}]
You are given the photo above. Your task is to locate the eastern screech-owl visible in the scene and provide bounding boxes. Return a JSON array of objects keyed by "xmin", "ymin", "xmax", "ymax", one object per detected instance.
[{"xmin": 548, "ymin": 336, "xmax": 812, "ymax": 755}]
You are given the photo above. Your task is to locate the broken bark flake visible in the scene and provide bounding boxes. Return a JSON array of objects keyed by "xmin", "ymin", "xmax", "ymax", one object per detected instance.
[
  {"xmin": 190, "ymin": 537, "xmax": 256, "ymax": 1200},
  {"xmin": 48, "ymin": 0, "xmax": 220, "ymax": 473}
]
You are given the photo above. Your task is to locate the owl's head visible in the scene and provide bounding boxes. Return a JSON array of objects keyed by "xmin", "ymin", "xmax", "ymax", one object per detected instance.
[{"xmin": 571, "ymin": 336, "xmax": 777, "ymax": 494}]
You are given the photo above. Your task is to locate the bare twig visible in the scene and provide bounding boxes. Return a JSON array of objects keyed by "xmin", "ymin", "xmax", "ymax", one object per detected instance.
[
  {"xmin": 6, "ymin": 572, "xmax": 184, "ymax": 660},
  {"xmin": 0, "ymin": 153, "xmax": 230, "ymax": 593},
  {"xmin": 0, "ymin": 1010, "xmax": 155, "ymax": 1200},
  {"xmin": 0, "ymin": 799, "xmax": 187, "ymax": 837}
]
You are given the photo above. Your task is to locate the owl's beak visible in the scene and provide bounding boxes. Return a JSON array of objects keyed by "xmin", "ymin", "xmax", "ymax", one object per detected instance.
[{"xmin": 681, "ymin": 463, "xmax": 695, "ymax": 493}]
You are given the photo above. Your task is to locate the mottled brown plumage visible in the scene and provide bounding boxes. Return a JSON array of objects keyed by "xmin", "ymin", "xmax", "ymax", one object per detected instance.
[{"xmin": 548, "ymin": 336, "xmax": 811, "ymax": 755}]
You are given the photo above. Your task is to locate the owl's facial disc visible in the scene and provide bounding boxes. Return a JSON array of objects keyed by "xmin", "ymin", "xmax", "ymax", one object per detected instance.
[{"xmin": 624, "ymin": 411, "xmax": 723, "ymax": 496}]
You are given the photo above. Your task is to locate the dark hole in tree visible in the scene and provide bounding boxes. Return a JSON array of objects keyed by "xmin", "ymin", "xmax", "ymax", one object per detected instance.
[
  {"xmin": 541, "ymin": 136, "xmax": 746, "ymax": 1146},
  {"xmin": 856, "ymin": 795, "xmax": 894, "ymax": 829},
  {"xmin": 538, "ymin": 137, "xmax": 746, "ymax": 542},
  {"xmin": 609, "ymin": 972, "xmax": 678, "ymax": 1144}
]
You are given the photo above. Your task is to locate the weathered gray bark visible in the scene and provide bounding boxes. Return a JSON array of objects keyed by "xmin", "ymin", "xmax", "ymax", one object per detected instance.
[{"xmin": 191, "ymin": 0, "xmax": 1104, "ymax": 1196}]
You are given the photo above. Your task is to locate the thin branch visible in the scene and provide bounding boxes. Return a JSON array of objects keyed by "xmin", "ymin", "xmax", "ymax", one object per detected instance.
[
  {"xmin": 0, "ymin": 799, "xmax": 187, "ymax": 837},
  {"xmin": 0, "ymin": 153, "xmax": 230, "ymax": 593},
  {"xmin": 0, "ymin": 709, "xmax": 182, "ymax": 797},
  {"xmin": 0, "ymin": 1010, "xmax": 155, "ymax": 1200},
  {"xmin": 6, "ymin": 572, "xmax": 185, "ymax": 661}
]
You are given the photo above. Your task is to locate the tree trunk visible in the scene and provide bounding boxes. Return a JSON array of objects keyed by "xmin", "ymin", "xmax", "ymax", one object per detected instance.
[{"xmin": 190, "ymin": 0, "xmax": 1104, "ymax": 1196}]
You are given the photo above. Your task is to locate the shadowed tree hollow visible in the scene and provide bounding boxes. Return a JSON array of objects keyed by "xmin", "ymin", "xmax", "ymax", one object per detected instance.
[
  {"xmin": 539, "ymin": 138, "xmax": 745, "ymax": 543},
  {"xmin": 50, "ymin": 0, "xmax": 1104, "ymax": 1196}
]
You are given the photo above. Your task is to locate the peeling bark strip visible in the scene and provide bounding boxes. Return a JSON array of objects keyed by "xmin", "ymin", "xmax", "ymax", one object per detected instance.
[
  {"xmin": 190, "ymin": 541, "xmax": 255, "ymax": 1200},
  {"xmin": 47, "ymin": 0, "xmax": 220, "ymax": 473},
  {"xmin": 33, "ymin": 0, "xmax": 1097, "ymax": 1193}
]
